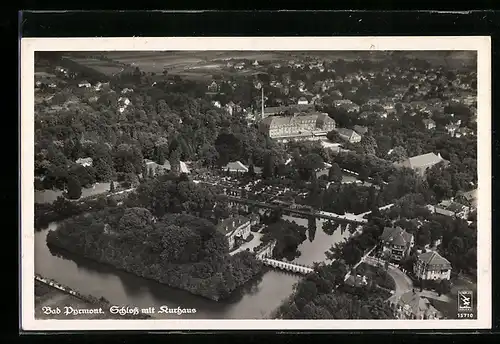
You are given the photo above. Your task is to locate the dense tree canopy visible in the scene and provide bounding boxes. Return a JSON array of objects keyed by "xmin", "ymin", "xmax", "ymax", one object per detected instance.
[{"xmin": 47, "ymin": 208, "xmax": 263, "ymax": 301}]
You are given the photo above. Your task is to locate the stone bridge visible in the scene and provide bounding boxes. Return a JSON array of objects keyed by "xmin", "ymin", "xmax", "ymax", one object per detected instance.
[{"xmin": 260, "ymin": 258, "xmax": 314, "ymax": 275}]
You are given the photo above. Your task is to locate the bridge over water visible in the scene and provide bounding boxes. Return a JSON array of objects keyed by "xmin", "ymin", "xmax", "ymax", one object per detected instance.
[
  {"xmin": 253, "ymin": 240, "xmax": 314, "ymax": 275},
  {"xmin": 260, "ymin": 258, "xmax": 314, "ymax": 275},
  {"xmin": 220, "ymin": 195, "xmax": 368, "ymax": 225}
]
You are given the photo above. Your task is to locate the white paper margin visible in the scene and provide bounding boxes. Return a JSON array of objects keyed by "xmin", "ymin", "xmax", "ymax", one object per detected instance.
[{"xmin": 20, "ymin": 36, "xmax": 492, "ymax": 331}]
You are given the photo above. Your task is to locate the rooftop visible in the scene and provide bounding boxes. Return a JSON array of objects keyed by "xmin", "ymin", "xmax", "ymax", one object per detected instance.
[
  {"xmin": 336, "ymin": 128, "xmax": 358, "ymax": 138},
  {"xmin": 398, "ymin": 291, "xmax": 441, "ymax": 318},
  {"xmin": 179, "ymin": 161, "xmax": 190, "ymax": 174},
  {"xmin": 261, "ymin": 112, "xmax": 334, "ymax": 129},
  {"xmin": 353, "ymin": 125, "xmax": 368, "ymax": 134},
  {"xmin": 417, "ymin": 251, "xmax": 452, "ymax": 269},
  {"xmin": 406, "ymin": 152, "xmax": 445, "ymax": 169},
  {"xmin": 223, "ymin": 161, "xmax": 249, "ymax": 172},
  {"xmin": 216, "ymin": 216, "xmax": 250, "ymax": 236},
  {"xmin": 380, "ymin": 227, "xmax": 413, "ymax": 247},
  {"xmin": 458, "ymin": 189, "xmax": 477, "ymax": 201}
]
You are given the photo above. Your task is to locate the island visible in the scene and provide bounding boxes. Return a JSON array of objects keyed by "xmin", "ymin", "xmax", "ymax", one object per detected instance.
[{"xmin": 46, "ymin": 207, "xmax": 263, "ymax": 301}]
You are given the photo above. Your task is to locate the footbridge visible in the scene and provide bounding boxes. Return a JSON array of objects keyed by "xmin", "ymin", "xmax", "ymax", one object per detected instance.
[{"xmin": 260, "ymin": 258, "xmax": 314, "ymax": 275}]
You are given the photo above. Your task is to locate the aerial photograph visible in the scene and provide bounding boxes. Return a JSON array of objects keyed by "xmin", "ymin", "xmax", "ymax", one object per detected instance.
[{"xmin": 33, "ymin": 50, "xmax": 478, "ymax": 320}]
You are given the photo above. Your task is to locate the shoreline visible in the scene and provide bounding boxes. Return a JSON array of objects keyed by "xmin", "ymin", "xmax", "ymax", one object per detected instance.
[
  {"xmin": 45, "ymin": 238, "xmax": 265, "ymax": 303},
  {"xmin": 35, "ymin": 274, "xmax": 153, "ymax": 319}
]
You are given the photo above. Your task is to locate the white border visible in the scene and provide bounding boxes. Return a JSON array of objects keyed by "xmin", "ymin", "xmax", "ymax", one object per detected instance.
[{"xmin": 21, "ymin": 36, "xmax": 492, "ymax": 331}]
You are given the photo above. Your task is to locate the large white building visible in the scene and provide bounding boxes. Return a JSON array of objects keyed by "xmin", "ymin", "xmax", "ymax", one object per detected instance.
[
  {"xmin": 259, "ymin": 112, "xmax": 336, "ymax": 140},
  {"xmin": 216, "ymin": 215, "xmax": 258, "ymax": 250}
]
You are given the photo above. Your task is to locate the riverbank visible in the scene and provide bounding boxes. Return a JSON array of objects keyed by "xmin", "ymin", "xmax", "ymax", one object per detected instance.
[
  {"xmin": 45, "ymin": 210, "xmax": 265, "ymax": 302},
  {"xmin": 34, "ymin": 215, "xmax": 335, "ymax": 319},
  {"xmin": 35, "ymin": 275, "xmax": 152, "ymax": 319}
]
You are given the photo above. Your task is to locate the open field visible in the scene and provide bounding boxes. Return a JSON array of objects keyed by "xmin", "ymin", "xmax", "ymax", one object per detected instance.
[
  {"xmin": 101, "ymin": 51, "xmax": 290, "ymax": 77},
  {"xmin": 63, "ymin": 50, "xmax": 476, "ymax": 80},
  {"xmin": 62, "ymin": 56, "xmax": 130, "ymax": 76},
  {"xmin": 64, "ymin": 51, "xmax": 291, "ymax": 79}
]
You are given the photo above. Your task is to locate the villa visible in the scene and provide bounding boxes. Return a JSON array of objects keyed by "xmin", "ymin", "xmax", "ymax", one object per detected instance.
[
  {"xmin": 379, "ymin": 226, "xmax": 414, "ymax": 262},
  {"xmin": 413, "ymin": 251, "xmax": 452, "ymax": 281}
]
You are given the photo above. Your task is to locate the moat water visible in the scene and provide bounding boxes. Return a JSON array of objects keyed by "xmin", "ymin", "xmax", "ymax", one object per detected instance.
[{"xmin": 35, "ymin": 215, "xmax": 352, "ymax": 319}]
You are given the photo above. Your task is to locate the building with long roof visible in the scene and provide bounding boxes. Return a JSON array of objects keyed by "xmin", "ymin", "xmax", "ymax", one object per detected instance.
[
  {"xmin": 395, "ymin": 152, "xmax": 448, "ymax": 177},
  {"xmin": 259, "ymin": 112, "xmax": 335, "ymax": 140}
]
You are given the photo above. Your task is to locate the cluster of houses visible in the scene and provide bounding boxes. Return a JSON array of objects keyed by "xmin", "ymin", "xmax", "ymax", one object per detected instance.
[
  {"xmin": 379, "ymin": 225, "xmax": 452, "ymax": 281},
  {"xmin": 390, "ymin": 248, "xmax": 454, "ymax": 320},
  {"xmin": 347, "ymin": 224, "xmax": 459, "ymax": 320},
  {"xmin": 422, "ymin": 117, "xmax": 473, "ymax": 138}
]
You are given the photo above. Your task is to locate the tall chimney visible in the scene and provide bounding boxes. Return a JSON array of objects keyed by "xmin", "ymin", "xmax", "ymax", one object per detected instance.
[{"xmin": 261, "ymin": 87, "xmax": 265, "ymax": 118}]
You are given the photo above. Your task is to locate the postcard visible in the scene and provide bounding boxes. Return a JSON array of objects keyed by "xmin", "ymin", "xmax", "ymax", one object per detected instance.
[{"xmin": 20, "ymin": 36, "xmax": 491, "ymax": 331}]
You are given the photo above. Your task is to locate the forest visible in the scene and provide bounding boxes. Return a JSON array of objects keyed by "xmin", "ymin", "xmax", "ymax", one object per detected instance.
[{"xmin": 46, "ymin": 208, "xmax": 263, "ymax": 301}]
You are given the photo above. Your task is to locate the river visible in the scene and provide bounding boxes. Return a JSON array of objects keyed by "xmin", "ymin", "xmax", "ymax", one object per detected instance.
[{"xmin": 34, "ymin": 215, "xmax": 351, "ymax": 319}]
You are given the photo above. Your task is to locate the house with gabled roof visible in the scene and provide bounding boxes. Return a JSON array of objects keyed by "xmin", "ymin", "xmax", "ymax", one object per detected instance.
[
  {"xmin": 335, "ymin": 128, "xmax": 362, "ymax": 143},
  {"xmin": 413, "ymin": 251, "xmax": 452, "ymax": 281},
  {"xmin": 380, "ymin": 226, "xmax": 415, "ymax": 262},
  {"xmin": 222, "ymin": 161, "xmax": 249, "ymax": 174},
  {"xmin": 393, "ymin": 290, "xmax": 443, "ymax": 319},
  {"xmin": 395, "ymin": 152, "xmax": 448, "ymax": 177}
]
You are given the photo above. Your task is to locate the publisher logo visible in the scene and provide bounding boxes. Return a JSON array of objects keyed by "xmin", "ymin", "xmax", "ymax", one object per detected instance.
[{"xmin": 458, "ymin": 290, "xmax": 473, "ymax": 312}]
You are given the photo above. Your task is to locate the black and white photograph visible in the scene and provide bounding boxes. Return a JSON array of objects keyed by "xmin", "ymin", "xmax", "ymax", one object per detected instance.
[{"xmin": 20, "ymin": 37, "xmax": 491, "ymax": 330}]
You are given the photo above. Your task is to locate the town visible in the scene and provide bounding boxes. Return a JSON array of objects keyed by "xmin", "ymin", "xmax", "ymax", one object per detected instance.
[{"xmin": 34, "ymin": 50, "xmax": 477, "ymax": 320}]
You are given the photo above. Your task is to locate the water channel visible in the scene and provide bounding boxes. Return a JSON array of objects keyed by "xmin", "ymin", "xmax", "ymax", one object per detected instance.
[{"xmin": 35, "ymin": 214, "xmax": 351, "ymax": 319}]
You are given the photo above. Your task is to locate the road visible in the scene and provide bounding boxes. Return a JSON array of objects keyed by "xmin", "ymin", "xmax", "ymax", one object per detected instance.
[{"xmin": 364, "ymin": 256, "xmax": 413, "ymax": 302}]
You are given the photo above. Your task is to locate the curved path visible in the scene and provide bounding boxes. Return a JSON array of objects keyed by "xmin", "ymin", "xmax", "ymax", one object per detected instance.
[{"xmin": 364, "ymin": 256, "xmax": 413, "ymax": 302}]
